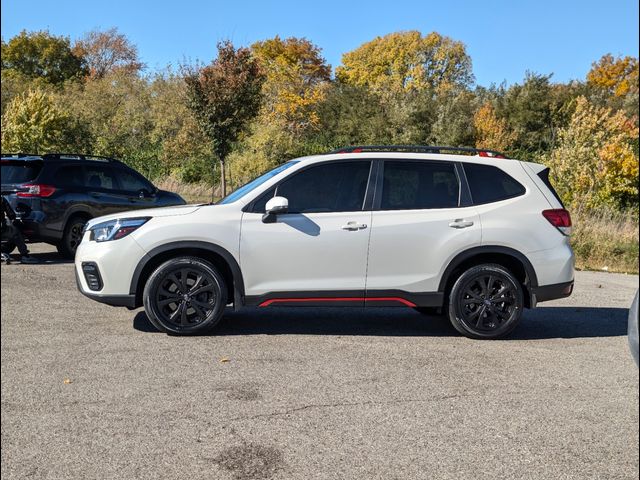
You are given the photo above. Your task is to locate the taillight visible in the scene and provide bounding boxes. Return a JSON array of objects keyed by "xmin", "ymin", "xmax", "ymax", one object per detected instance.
[
  {"xmin": 16, "ymin": 184, "xmax": 56, "ymax": 198},
  {"xmin": 542, "ymin": 209, "xmax": 572, "ymax": 235}
]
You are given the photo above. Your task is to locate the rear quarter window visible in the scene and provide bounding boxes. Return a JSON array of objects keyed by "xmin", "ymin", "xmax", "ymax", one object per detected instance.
[{"xmin": 463, "ymin": 163, "xmax": 525, "ymax": 205}]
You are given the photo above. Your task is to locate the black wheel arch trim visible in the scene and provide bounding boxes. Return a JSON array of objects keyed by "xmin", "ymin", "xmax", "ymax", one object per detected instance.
[
  {"xmin": 438, "ymin": 246, "xmax": 539, "ymax": 293},
  {"xmin": 129, "ymin": 241, "xmax": 245, "ymax": 308}
]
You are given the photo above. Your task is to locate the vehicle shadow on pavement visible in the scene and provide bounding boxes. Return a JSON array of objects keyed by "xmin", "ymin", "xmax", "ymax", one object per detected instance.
[
  {"xmin": 26, "ymin": 250, "xmax": 73, "ymax": 265},
  {"xmin": 133, "ymin": 306, "xmax": 629, "ymax": 339}
]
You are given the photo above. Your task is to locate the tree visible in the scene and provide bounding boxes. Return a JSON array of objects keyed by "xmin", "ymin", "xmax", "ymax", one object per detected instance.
[
  {"xmin": 498, "ymin": 72, "xmax": 555, "ymax": 157},
  {"xmin": 544, "ymin": 96, "xmax": 638, "ymax": 211},
  {"xmin": 1, "ymin": 30, "xmax": 86, "ymax": 84},
  {"xmin": 252, "ymin": 36, "xmax": 331, "ymax": 134},
  {"xmin": 473, "ymin": 102, "xmax": 516, "ymax": 152},
  {"xmin": 74, "ymin": 28, "xmax": 144, "ymax": 79},
  {"xmin": 184, "ymin": 41, "xmax": 265, "ymax": 197},
  {"xmin": 587, "ymin": 54, "xmax": 639, "ymax": 98},
  {"xmin": 336, "ymin": 31, "xmax": 473, "ymax": 94},
  {"xmin": 1, "ymin": 89, "xmax": 79, "ymax": 153}
]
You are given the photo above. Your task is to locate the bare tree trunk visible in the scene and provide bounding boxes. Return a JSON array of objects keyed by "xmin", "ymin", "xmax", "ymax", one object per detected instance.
[{"xmin": 219, "ymin": 158, "xmax": 226, "ymax": 198}]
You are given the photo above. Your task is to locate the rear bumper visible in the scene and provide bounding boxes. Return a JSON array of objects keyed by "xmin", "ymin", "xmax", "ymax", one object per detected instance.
[{"xmin": 531, "ymin": 280, "xmax": 574, "ymax": 304}]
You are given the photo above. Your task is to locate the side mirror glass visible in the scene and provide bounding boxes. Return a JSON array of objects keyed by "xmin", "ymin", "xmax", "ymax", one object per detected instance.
[{"xmin": 263, "ymin": 196, "xmax": 288, "ymax": 223}]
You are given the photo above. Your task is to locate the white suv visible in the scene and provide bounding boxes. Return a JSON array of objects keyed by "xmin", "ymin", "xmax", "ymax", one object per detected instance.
[{"xmin": 75, "ymin": 146, "xmax": 574, "ymax": 339}]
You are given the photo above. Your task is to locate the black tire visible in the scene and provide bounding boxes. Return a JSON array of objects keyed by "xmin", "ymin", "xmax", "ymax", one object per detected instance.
[
  {"xmin": 57, "ymin": 216, "xmax": 88, "ymax": 259},
  {"xmin": 414, "ymin": 306, "xmax": 444, "ymax": 316},
  {"xmin": 1, "ymin": 241, "xmax": 16, "ymax": 255},
  {"xmin": 447, "ymin": 264, "xmax": 524, "ymax": 339},
  {"xmin": 143, "ymin": 256, "xmax": 227, "ymax": 335}
]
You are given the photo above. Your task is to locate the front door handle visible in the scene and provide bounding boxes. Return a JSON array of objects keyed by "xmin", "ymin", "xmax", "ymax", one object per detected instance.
[
  {"xmin": 341, "ymin": 221, "xmax": 367, "ymax": 231},
  {"xmin": 449, "ymin": 219, "xmax": 474, "ymax": 229}
]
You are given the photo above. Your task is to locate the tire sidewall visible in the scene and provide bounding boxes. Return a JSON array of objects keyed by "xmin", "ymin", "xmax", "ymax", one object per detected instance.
[
  {"xmin": 59, "ymin": 216, "xmax": 88, "ymax": 258},
  {"xmin": 448, "ymin": 264, "xmax": 524, "ymax": 340},
  {"xmin": 143, "ymin": 257, "xmax": 227, "ymax": 335}
]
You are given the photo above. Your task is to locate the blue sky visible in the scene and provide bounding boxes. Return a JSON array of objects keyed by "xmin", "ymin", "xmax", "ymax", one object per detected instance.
[{"xmin": 1, "ymin": 0, "xmax": 638, "ymax": 86}]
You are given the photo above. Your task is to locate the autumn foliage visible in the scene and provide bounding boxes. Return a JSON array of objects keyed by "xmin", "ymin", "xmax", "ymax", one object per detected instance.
[{"xmin": 0, "ymin": 29, "xmax": 638, "ymax": 215}]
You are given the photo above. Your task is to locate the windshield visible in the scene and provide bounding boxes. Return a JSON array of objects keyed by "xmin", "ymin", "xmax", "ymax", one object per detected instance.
[
  {"xmin": 1, "ymin": 160, "xmax": 43, "ymax": 185},
  {"xmin": 218, "ymin": 161, "xmax": 299, "ymax": 204}
]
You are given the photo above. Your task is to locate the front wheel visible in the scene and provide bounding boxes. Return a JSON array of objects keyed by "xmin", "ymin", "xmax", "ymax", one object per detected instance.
[
  {"xmin": 143, "ymin": 256, "xmax": 227, "ymax": 335},
  {"xmin": 447, "ymin": 264, "xmax": 524, "ymax": 339}
]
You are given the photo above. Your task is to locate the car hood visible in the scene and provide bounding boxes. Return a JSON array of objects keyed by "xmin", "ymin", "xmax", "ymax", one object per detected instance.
[{"xmin": 86, "ymin": 204, "xmax": 205, "ymax": 228}]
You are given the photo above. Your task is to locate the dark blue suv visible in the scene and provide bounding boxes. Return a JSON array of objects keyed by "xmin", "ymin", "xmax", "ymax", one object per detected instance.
[{"xmin": 1, "ymin": 154, "xmax": 185, "ymax": 258}]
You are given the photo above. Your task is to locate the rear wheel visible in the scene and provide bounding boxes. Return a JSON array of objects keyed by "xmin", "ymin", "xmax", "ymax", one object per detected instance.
[
  {"xmin": 143, "ymin": 256, "xmax": 227, "ymax": 335},
  {"xmin": 447, "ymin": 264, "xmax": 524, "ymax": 339},
  {"xmin": 57, "ymin": 216, "xmax": 88, "ymax": 259}
]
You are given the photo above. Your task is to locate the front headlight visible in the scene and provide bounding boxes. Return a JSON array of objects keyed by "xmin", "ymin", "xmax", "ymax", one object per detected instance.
[{"xmin": 89, "ymin": 217, "xmax": 151, "ymax": 242}]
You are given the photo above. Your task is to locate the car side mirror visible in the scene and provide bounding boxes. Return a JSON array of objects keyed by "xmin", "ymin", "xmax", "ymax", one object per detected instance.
[{"xmin": 262, "ymin": 196, "xmax": 288, "ymax": 223}]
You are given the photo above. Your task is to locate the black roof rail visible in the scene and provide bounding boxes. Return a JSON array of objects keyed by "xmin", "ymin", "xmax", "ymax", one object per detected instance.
[
  {"xmin": 330, "ymin": 145, "xmax": 507, "ymax": 158},
  {"xmin": 41, "ymin": 153, "xmax": 123, "ymax": 163},
  {"xmin": 1, "ymin": 153, "xmax": 40, "ymax": 158}
]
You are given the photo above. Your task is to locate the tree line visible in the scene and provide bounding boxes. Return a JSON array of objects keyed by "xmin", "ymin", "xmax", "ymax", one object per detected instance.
[{"xmin": 1, "ymin": 28, "xmax": 638, "ymax": 211}]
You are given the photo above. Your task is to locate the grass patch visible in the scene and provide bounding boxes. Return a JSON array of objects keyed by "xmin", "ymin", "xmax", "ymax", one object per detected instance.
[{"xmin": 571, "ymin": 209, "xmax": 639, "ymax": 274}]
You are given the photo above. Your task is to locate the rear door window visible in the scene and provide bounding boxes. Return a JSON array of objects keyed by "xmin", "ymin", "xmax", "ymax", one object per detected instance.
[
  {"xmin": 1, "ymin": 160, "xmax": 43, "ymax": 184},
  {"xmin": 54, "ymin": 165, "xmax": 84, "ymax": 187},
  {"xmin": 84, "ymin": 165, "xmax": 118, "ymax": 190},
  {"xmin": 463, "ymin": 163, "xmax": 525, "ymax": 205},
  {"xmin": 380, "ymin": 161, "xmax": 459, "ymax": 210}
]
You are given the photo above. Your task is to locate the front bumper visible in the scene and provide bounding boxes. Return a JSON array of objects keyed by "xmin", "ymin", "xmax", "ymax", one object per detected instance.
[
  {"xmin": 74, "ymin": 266, "xmax": 137, "ymax": 307},
  {"xmin": 75, "ymin": 232, "xmax": 146, "ymax": 307}
]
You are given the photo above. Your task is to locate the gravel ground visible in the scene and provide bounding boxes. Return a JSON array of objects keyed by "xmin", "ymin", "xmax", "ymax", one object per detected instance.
[{"xmin": 1, "ymin": 243, "xmax": 638, "ymax": 480}]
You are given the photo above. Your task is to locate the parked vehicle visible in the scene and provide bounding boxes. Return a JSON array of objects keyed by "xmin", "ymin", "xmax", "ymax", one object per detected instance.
[
  {"xmin": 75, "ymin": 145, "xmax": 575, "ymax": 339},
  {"xmin": 0, "ymin": 154, "xmax": 186, "ymax": 258}
]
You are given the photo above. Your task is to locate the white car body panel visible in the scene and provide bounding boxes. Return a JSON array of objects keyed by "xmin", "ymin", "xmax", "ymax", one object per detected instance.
[
  {"xmin": 366, "ymin": 206, "xmax": 481, "ymax": 292},
  {"xmin": 240, "ymin": 211, "xmax": 371, "ymax": 295}
]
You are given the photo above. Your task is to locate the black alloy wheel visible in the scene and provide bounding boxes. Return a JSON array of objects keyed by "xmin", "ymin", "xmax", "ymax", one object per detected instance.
[
  {"xmin": 448, "ymin": 264, "xmax": 524, "ymax": 339},
  {"xmin": 143, "ymin": 257, "xmax": 227, "ymax": 334},
  {"xmin": 57, "ymin": 216, "xmax": 88, "ymax": 259}
]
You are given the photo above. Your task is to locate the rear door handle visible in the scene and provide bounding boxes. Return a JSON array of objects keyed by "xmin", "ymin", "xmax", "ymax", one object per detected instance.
[
  {"xmin": 341, "ymin": 221, "xmax": 367, "ymax": 231},
  {"xmin": 449, "ymin": 219, "xmax": 474, "ymax": 229}
]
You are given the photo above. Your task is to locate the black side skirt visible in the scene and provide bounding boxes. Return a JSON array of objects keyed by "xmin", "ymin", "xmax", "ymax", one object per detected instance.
[{"xmin": 245, "ymin": 290, "xmax": 444, "ymax": 308}]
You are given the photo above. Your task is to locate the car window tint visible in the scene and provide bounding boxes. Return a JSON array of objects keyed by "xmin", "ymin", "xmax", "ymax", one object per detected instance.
[
  {"xmin": 250, "ymin": 187, "xmax": 276, "ymax": 213},
  {"xmin": 464, "ymin": 163, "xmax": 525, "ymax": 204},
  {"xmin": 84, "ymin": 166, "xmax": 117, "ymax": 190},
  {"xmin": 276, "ymin": 161, "xmax": 371, "ymax": 213},
  {"xmin": 381, "ymin": 161, "xmax": 459, "ymax": 210},
  {"xmin": 117, "ymin": 169, "xmax": 152, "ymax": 192},
  {"xmin": 1, "ymin": 160, "xmax": 42, "ymax": 184},
  {"xmin": 55, "ymin": 165, "xmax": 84, "ymax": 187}
]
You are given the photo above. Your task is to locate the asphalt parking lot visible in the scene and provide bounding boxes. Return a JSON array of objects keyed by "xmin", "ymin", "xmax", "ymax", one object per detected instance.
[{"xmin": 1, "ymin": 243, "xmax": 638, "ymax": 480}]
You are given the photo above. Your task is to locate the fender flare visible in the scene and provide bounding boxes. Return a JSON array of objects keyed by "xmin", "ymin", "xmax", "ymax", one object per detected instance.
[
  {"xmin": 437, "ymin": 245, "xmax": 538, "ymax": 293},
  {"xmin": 129, "ymin": 241, "xmax": 245, "ymax": 307}
]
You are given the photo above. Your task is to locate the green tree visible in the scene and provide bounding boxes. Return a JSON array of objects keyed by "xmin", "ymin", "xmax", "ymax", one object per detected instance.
[
  {"xmin": 184, "ymin": 41, "xmax": 265, "ymax": 197},
  {"xmin": 1, "ymin": 30, "xmax": 86, "ymax": 84},
  {"xmin": 336, "ymin": 31, "xmax": 473, "ymax": 94},
  {"xmin": 1, "ymin": 89, "xmax": 80, "ymax": 153},
  {"xmin": 498, "ymin": 72, "xmax": 555, "ymax": 157}
]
